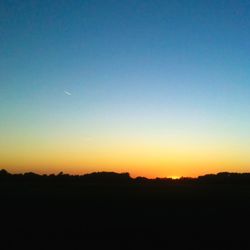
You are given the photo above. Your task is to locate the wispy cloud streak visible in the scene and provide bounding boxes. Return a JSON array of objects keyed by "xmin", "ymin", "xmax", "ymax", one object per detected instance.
[{"xmin": 64, "ymin": 90, "xmax": 72, "ymax": 96}]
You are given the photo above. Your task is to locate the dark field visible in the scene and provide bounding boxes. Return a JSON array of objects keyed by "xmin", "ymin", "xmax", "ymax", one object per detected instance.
[{"xmin": 1, "ymin": 170, "xmax": 250, "ymax": 249}]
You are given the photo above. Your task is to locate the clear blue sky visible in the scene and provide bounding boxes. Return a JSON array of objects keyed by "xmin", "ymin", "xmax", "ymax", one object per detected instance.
[{"xmin": 1, "ymin": 0, "xmax": 250, "ymax": 177}]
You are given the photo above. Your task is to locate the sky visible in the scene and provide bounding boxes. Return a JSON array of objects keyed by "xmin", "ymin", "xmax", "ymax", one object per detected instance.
[{"xmin": 1, "ymin": 0, "xmax": 250, "ymax": 178}]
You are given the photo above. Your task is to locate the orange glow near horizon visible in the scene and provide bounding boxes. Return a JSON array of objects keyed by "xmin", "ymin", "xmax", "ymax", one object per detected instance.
[
  {"xmin": 2, "ymin": 137, "xmax": 250, "ymax": 178},
  {"xmin": 1, "ymin": 120, "xmax": 250, "ymax": 178}
]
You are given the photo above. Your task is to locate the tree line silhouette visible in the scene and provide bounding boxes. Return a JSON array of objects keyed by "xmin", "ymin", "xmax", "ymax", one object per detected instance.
[{"xmin": 1, "ymin": 169, "xmax": 250, "ymax": 185}]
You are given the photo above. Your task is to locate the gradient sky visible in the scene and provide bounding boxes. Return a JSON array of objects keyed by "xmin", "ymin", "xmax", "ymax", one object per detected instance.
[{"xmin": 1, "ymin": 0, "xmax": 250, "ymax": 177}]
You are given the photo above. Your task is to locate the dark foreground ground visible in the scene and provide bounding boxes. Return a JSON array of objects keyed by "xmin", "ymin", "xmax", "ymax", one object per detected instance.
[{"xmin": 1, "ymin": 170, "xmax": 250, "ymax": 249}]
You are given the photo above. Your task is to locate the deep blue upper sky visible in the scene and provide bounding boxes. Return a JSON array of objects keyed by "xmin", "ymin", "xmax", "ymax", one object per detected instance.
[{"xmin": 1, "ymin": 0, "xmax": 250, "ymax": 176}]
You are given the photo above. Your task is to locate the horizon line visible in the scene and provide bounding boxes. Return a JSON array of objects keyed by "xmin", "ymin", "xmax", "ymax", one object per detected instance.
[{"xmin": 1, "ymin": 168, "xmax": 250, "ymax": 180}]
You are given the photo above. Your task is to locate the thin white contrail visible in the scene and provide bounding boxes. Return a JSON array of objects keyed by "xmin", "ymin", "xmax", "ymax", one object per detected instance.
[{"xmin": 64, "ymin": 90, "xmax": 72, "ymax": 96}]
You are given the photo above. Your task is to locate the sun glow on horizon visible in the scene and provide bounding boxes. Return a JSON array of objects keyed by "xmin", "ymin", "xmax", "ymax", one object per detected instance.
[{"xmin": 168, "ymin": 176, "xmax": 181, "ymax": 180}]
